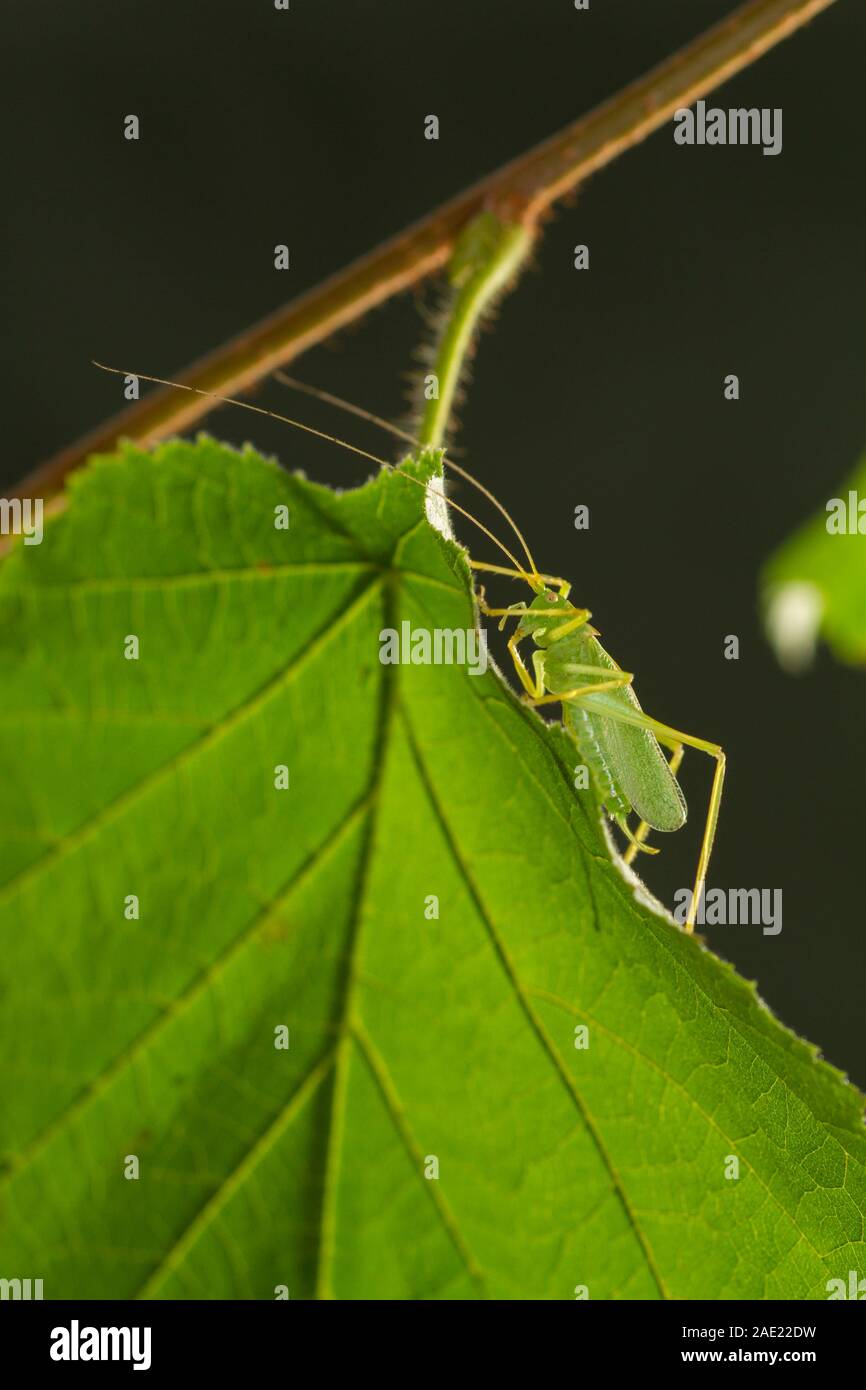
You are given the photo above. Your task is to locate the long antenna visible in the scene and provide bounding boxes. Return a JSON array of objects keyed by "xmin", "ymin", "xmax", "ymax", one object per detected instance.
[
  {"xmin": 274, "ymin": 370, "xmax": 419, "ymax": 448},
  {"xmin": 91, "ymin": 362, "xmax": 535, "ymax": 584},
  {"xmin": 274, "ymin": 369, "xmax": 540, "ymax": 580}
]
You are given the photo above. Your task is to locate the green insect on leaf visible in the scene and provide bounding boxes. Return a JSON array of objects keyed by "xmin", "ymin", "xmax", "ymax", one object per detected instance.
[{"xmin": 1, "ymin": 437, "xmax": 864, "ymax": 1300}]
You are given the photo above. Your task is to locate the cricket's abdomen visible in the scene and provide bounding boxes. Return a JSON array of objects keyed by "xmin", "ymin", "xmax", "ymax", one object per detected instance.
[
  {"xmin": 547, "ymin": 632, "xmax": 687, "ymax": 834},
  {"xmin": 565, "ymin": 699, "xmax": 634, "ymax": 823}
]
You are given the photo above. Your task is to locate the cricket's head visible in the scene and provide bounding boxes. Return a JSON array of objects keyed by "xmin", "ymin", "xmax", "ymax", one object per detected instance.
[{"xmin": 516, "ymin": 587, "xmax": 593, "ymax": 647}]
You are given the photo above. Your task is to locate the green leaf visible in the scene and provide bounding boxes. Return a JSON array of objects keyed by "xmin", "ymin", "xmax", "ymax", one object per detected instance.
[
  {"xmin": 1, "ymin": 438, "xmax": 864, "ymax": 1300},
  {"xmin": 762, "ymin": 450, "xmax": 866, "ymax": 672}
]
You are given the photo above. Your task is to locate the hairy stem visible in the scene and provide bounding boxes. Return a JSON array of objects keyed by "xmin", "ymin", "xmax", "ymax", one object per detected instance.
[
  {"xmin": 20, "ymin": 0, "xmax": 837, "ymax": 497},
  {"xmin": 417, "ymin": 216, "xmax": 534, "ymax": 451}
]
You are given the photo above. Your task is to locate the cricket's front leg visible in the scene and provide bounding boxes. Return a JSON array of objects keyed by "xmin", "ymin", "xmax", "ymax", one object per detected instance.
[{"xmin": 506, "ymin": 632, "xmax": 540, "ymax": 698}]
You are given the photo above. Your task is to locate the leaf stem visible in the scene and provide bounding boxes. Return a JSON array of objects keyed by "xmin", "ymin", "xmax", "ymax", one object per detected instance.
[
  {"xmin": 20, "ymin": 0, "xmax": 838, "ymax": 497},
  {"xmin": 416, "ymin": 215, "xmax": 534, "ymax": 451}
]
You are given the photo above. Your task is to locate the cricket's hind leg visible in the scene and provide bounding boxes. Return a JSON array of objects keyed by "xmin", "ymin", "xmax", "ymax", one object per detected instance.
[
  {"xmin": 615, "ymin": 812, "xmax": 662, "ymax": 858},
  {"xmin": 636, "ymin": 721, "xmax": 725, "ymax": 933},
  {"xmin": 562, "ymin": 700, "xmax": 725, "ymax": 935}
]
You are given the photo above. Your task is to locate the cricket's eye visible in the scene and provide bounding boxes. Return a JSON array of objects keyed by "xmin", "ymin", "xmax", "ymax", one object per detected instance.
[{"xmin": 545, "ymin": 590, "xmax": 556, "ymax": 603}]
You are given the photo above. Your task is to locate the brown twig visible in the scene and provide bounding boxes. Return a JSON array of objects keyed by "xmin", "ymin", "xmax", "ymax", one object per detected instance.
[{"xmin": 19, "ymin": 0, "xmax": 837, "ymax": 498}]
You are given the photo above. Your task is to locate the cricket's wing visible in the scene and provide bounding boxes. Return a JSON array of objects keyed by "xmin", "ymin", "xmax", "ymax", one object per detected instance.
[{"xmin": 567, "ymin": 681, "xmax": 687, "ymax": 833}]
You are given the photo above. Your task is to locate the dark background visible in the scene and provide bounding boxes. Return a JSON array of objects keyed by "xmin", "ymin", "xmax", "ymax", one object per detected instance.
[{"xmin": 6, "ymin": 0, "xmax": 865, "ymax": 1084}]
